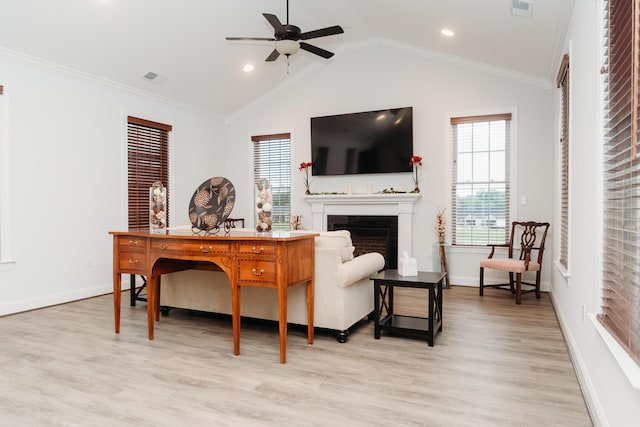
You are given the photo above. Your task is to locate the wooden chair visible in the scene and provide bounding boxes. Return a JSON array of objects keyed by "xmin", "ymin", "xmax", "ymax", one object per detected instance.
[{"xmin": 479, "ymin": 221, "xmax": 550, "ymax": 304}]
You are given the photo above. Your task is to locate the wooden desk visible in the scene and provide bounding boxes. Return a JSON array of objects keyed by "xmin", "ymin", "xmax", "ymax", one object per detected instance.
[{"xmin": 110, "ymin": 229, "xmax": 317, "ymax": 363}]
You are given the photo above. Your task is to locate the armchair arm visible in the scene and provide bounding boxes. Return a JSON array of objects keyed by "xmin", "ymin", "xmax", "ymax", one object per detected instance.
[{"xmin": 486, "ymin": 243, "xmax": 509, "ymax": 259}]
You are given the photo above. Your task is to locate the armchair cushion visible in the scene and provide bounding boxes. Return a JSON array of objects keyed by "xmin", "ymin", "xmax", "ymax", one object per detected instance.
[
  {"xmin": 315, "ymin": 230, "xmax": 355, "ymax": 262},
  {"xmin": 480, "ymin": 258, "xmax": 540, "ymax": 273}
]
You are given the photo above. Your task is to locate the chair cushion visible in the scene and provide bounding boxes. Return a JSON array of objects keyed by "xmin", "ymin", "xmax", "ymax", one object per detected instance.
[
  {"xmin": 480, "ymin": 258, "xmax": 540, "ymax": 273},
  {"xmin": 315, "ymin": 230, "xmax": 355, "ymax": 262}
]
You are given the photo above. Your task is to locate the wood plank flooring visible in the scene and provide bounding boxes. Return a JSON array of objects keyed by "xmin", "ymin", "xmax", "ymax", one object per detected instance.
[{"xmin": 0, "ymin": 286, "xmax": 592, "ymax": 426}]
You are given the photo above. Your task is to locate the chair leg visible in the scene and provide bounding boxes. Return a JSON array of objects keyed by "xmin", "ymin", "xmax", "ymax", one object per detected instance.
[
  {"xmin": 515, "ymin": 273, "xmax": 522, "ymax": 304},
  {"xmin": 509, "ymin": 272, "xmax": 515, "ymax": 293},
  {"xmin": 535, "ymin": 271, "xmax": 541, "ymax": 299},
  {"xmin": 479, "ymin": 267, "xmax": 484, "ymax": 296}
]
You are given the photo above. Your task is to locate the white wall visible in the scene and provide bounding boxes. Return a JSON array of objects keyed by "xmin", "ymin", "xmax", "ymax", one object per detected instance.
[
  {"xmin": 551, "ymin": 1, "xmax": 640, "ymax": 426},
  {"xmin": 0, "ymin": 51, "xmax": 224, "ymax": 315},
  {"xmin": 223, "ymin": 41, "xmax": 555, "ymax": 288}
]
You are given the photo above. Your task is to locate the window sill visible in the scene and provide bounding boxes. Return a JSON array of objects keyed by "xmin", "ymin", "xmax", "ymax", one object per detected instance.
[
  {"xmin": 554, "ymin": 259, "xmax": 571, "ymax": 279},
  {"xmin": 0, "ymin": 259, "xmax": 16, "ymax": 271},
  {"xmin": 590, "ymin": 313, "xmax": 640, "ymax": 390}
]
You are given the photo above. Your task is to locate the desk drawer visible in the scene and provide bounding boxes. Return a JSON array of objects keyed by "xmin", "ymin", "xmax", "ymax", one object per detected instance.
[
  {"xmin": 117, "ymin": 236, "xmax": 147, "ymax": 251},
  {"xmin": 237, "ymin": 241, "xmax": 276, "ymax": 257},
  {"xmin": 237, "ymin": 260, "xmax": 276, "ymax": 284},
  {"xmin": 151, "ymin": 239, "xmax": 230, "ymax": 256},
  {"xmin": 118, "ymin": 252, "xmax": 147, "ymax": 274}
]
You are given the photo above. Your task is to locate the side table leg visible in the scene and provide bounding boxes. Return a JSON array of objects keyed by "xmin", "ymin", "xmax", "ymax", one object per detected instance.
[
  {"xmin": 374, "ymin": 282, "xmax": 381, "ymax": 339},
  {"xmin": 427, "ymin": 286, "xmax": 434, "ymax": 347}
]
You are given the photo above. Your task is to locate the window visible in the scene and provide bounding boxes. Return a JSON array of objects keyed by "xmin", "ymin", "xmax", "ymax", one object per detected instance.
[
  {"xmin": 252, "ymin": 133, "xmax": 291, "ymax": 230},
  {"xmin": 127, "ymin": 116, "xmax": 171, "ymax": 229},
  {"xmin": 451, "ymin": 114, "xmax": 512, "ymax": 245},
  {"xmin": 557, "ymin": 54, "xmax": 570, "ymax": 272},
  {"xmin": 599, "ymin": 0, "xmax": 640, "ymax": 365}
]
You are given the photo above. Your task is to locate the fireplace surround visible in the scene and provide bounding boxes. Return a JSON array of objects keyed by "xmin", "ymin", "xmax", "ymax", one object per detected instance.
[{"xmin": 305, "ymin": 193, "xmax": 421, "ymax": 269}]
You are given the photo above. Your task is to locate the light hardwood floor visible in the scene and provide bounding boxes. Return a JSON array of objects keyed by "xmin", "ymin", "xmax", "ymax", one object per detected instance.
[{"xmin": 0, "ymin": 285, "xmax": 592, "ymax": 426}]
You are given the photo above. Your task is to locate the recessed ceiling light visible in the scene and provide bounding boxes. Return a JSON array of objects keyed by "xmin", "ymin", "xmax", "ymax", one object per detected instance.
[
  {"xmin": 441, "ymin": 28, "xmax": 455, "ymax": 37},
  {"xmin": 243, "ymin": 64, "xmax": 254, "ymax": 72}
]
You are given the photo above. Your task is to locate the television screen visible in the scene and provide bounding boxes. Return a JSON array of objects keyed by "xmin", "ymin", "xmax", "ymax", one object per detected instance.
[{"xmin": 311, "ymin": 107, "xmax": 413, "ymax": 176}]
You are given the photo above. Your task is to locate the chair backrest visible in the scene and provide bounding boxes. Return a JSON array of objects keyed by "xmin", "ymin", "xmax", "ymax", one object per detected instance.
[{"xmin": 508, "ymin": 221, "xmax": 550, "ymax": 267}]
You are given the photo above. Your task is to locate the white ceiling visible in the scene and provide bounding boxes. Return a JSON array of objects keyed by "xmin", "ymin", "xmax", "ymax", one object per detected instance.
[{"xmin": 0, "ymin": 0, "xmax": 574, "ymax": 116}]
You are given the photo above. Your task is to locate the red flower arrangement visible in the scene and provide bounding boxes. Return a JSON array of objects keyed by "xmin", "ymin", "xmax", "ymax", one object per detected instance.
[
  {"xmin": 409, "ymin": 155, "xmax": 423, "ymax": 193},
  {"xmin": 299, "ymin": 162, "xmax": 313, "ymax": 194}
]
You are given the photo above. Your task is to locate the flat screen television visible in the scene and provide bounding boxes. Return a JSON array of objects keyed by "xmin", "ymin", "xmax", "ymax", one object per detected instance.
[{"xmin": 311, "ymin": 107, "xmax": 413, "ymax": 176}]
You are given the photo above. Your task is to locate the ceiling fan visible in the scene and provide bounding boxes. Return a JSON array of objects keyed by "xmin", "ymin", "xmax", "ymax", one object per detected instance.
[{"xmin": 225, "ymin": 0, "xmax": 344, "ymax": 62}]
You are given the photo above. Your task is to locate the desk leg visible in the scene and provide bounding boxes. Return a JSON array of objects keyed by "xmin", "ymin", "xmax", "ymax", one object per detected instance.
[
  {"xmin": 146, "ymin": 276, "xmax": 156, "ymax": 340},
  {"xmin": 278, "ymin": 284, "xmax": 288, "ymax": 364},
  {"xmin": 113, "ymin": 272, "xmax": 121, "ymax": 333},
  {"xmin": 306, "ymin": 279, "xmax": 314, "ymax": 346},
  {"xmin": 232, "ymin": 284, "xmax": 241, "ymax": 356}
]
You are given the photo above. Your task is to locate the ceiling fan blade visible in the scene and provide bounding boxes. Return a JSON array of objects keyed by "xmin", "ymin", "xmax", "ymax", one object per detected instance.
[
  {"xmin": 263, "ymin": 13, "xmax": 285, "ymax": 36},
  {"xmin": 300, "ymin": 25, "xmax": 344, "ymax": 40},
  {"xmin": 299, "ymin": 42, "xmax": 334, "ymax": 59},
  {"xmin": 265, "ymin": 49, "xmax": 281, "ymax": 62},
  {"xmin": 225, "ymin": 37, "xmax": 276, "ymax": 41}
]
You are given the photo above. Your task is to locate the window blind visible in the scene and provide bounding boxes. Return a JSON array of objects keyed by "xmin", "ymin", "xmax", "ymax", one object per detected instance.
[
  {"xmin": 599, "ymin": 0, "xmax": 640, "ymax": 365},
  {"xmin": 127, "ymin": 116, "xmax": 171, "ymax": 229},
  {"xmin": 557, "ymin": 54, "xmax": 570, "ymax": 271},
  {"xmin": 252, "ymin": 133, "xmax": 291, "ymax": 230},
  {"xmin": 450, "ymin": 114, "xmax": 511, "ymax": 245}
]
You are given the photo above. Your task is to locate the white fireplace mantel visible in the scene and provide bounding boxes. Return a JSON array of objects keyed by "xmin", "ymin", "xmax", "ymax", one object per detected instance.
[{"xmin": 304, "ymin": 193, "xmax": 421, "ymax": 266}]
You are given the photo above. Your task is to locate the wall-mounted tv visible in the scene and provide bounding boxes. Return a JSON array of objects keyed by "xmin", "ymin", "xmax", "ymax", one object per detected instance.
[{"xmin": 311, "ymin": 106, "xmax": 413, "ymax": 176}]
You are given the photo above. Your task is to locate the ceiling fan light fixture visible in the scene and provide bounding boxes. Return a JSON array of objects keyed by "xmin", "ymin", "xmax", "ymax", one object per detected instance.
[{"xmin": 275, "ymin": 39, "xmax": 300, "ymax": 55}]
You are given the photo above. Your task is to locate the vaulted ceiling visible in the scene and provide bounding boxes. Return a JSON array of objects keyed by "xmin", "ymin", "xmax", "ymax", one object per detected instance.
[{"xmin": 0, "ymin": 0, "xmax": 574, "ymax": 116}]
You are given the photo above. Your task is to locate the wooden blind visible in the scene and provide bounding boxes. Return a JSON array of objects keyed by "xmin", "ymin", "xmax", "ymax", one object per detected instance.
[
  {"xmin": 127, "ymin": 116, "xmax": 172, "ymax": 229},
  {"xmin": 450, "ymin": 114, "xmax": 511, "ymax": 245},
  {"xmin": 252, "ymin": 133, "xmax": 291, "ymax": 230},
  {"xmin": 557, "ymin": 54, "xmax": 570, "ymax": 271},
  {"xmin": 599, "ymin": 0, "xmax": 640, "ymax": 365}
]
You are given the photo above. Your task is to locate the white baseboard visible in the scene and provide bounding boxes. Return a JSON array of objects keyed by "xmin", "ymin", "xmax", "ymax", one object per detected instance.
[
  {"xmin": 0, "ymin": 281, "xmax": 119, "ymax": 317},
  {"xmin": 550, "ymin": 292, "xmax": 606, "ymax": 427}
]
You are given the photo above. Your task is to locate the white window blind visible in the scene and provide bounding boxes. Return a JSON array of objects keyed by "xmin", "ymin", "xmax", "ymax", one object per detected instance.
[
  {"xmin": 252, "ymin": 133, "xmax": 291, "ymax": 230},
  {"xmin": 451, "ymin": 114, "xmax": 512, "ymax": 245},
  {"xmin": 557, "ymin": 54, "xmax": 570, "ymax": 271},
  {"xmin": 599, "ymin": 0, "xmax": 640, "ymax": 366}
]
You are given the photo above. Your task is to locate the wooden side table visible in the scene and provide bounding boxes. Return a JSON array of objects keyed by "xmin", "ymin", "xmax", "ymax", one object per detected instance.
[{"xmin": 370, "ymin": 270, "xmax": 445, "ymax": 346}]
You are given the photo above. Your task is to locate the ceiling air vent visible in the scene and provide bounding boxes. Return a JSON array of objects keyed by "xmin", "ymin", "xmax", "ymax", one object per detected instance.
[
  {"xmin": 142, "ymin": 71, "xmax": 167, "ymax": 84},
  {"xmin": 511, "ymin": 0, "xmax": 532, "ymax": 18}
]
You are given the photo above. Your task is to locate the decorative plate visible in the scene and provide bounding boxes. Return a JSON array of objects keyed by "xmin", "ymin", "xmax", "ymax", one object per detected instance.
[{"xmin": 188, "ymin": 177, "xmax": 236, "ymax": 231}]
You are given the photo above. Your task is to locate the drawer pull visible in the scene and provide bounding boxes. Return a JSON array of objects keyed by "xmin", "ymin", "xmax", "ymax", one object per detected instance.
[
  {"xmin": 200, "ymin": 245, "xmax": 212, "ymax": 253},
  {"xmin": 128, "ymin": 240, "xmax": 139, "ymax": 246},
  {"xmin": 128, "ymin": 259, "xmax": 139, "ymax": 264},
  {"xmin": 252, "ymin": 268, "xmax": 265, "ymax": 276},
  {"xmin": 252, "ymin": 246, "xmax": 264, "ymax": 254},
  {"xmin": 160, "ymin": 243, "xmax": 168, "ymax": 250}
]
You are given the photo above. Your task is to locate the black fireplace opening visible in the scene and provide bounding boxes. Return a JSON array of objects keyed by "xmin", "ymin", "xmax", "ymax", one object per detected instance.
[{"xmin": 327, "ymin": 215, "xmax": 398, "ymax": 269}]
